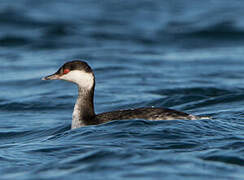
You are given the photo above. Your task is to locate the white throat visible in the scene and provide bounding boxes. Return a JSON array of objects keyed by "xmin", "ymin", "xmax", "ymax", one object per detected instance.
[
  {"xmin": 60, "ymin": 70, "xmax": 95, "ymax": 129},
  {"xmin": 71, "ymin": 86, "xmax": 95, "ymax": 129},
  {"xmin": 72, "ymin": 95, "xmax": 84, "ymax": 129}
]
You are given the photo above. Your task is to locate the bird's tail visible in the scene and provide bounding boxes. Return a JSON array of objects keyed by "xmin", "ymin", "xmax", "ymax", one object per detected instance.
[
  {"xmin": 189, "ymin": 115, "xmax": 212, "ymax": 120},
  {"xmin": 198, "ymin": 115, "xmax": 212, "ymax": 120}
]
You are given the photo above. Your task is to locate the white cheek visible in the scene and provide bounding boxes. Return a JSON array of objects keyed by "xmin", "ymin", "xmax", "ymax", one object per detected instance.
[{"xmin": 60, "ymin": 70, "xmax": 94, "ymax": 89}]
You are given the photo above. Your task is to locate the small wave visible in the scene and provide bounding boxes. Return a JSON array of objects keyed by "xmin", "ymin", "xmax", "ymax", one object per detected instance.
[
  {"xmin": 0, "ymin": 36, "xmax": 31, "ymax": 47},
  {"xmin": 150, "ymin": 87, "xmax": 234, "ymax": 97},
  {"xmin": 0, "ymin": 101, "xmax": 72, "ymax": 111},
  {"xmin": 200, "ymin": 143, "xmax": 244, "ymax": 166},
  {"xmin": 165, "ymin": 18, "xmax": 244, "ymax": 39}
]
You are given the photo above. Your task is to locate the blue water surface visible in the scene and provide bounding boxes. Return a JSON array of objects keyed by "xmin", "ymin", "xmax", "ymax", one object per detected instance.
[{"xmin": 0, "ymin": 0, "xmax": 244, "ymax": 179}]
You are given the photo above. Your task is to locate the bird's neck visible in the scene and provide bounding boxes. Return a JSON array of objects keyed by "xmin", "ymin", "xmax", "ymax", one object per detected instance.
[{"xmin": 72, "ymin": 86, "xmax": 95, "ymax": 129}]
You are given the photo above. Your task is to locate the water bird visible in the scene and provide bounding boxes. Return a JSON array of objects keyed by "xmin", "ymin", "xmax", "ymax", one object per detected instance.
[{"xmin": 43, "ymin": 60, "xmax": 206, "ymax": 129}]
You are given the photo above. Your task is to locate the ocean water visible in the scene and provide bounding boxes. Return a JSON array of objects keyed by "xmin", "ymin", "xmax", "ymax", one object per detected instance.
[{"xmin": 0, "ymin": 0, "xmax": 244, "ymax": 179}]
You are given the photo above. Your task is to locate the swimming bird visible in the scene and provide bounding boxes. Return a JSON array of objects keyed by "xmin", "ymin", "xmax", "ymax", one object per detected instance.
[{"xmin": 43, "ymin": 60, "xmax": 204, "ymax": 129}]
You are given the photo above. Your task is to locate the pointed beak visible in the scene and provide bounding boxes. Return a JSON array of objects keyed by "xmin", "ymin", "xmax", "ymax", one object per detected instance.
[{"xmin": 42, "ymin": 73, "xmax": 60, "ymax": 80}]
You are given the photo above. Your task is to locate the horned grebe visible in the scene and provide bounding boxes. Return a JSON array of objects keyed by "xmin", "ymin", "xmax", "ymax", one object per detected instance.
[{"xmin": 43, "ymin": 60, "xmax": 204, "ymax": 129}]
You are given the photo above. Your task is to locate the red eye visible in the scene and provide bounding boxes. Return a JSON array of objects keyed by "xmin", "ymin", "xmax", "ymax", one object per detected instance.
[{"xmin": 63, "ymin": 69, "xmax": 70, "ymax": 74}]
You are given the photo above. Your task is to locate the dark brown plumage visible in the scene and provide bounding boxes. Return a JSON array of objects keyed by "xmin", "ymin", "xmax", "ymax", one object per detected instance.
[{"xmin": 95, "ymin": 107, "xmax": 198, "ymax": 124}]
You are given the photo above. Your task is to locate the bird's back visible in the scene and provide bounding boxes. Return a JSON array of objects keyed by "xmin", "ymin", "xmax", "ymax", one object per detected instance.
[{"xmin": 95, "ymin": 107, "xmax": 198, "ymax": 124}]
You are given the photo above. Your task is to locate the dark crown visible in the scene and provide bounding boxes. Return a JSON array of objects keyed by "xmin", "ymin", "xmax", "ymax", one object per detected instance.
[{"xmin": 56, "ymin": 60, "xmax": 93, "ymax": 75}]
